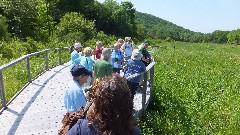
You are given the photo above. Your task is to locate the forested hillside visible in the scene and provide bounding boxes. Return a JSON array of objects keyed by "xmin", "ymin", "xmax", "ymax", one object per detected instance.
[
  {"xmin": 135, "ymin": 12, "xmax": 204, "ymax": 42},
  {"xmin": 135, "ymin": 12, "xmax": 240, "ymax": 43}
]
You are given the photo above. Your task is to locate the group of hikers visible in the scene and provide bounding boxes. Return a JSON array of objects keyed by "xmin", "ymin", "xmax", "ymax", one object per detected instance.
[{"xmin": 62, "ymin": 37, "xmax": 152, "ymax": 135}]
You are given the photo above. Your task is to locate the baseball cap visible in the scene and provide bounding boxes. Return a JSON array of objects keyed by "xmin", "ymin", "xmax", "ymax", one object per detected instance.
[
  {"xmin": 144, "ymin": 40, "xmax": 149, "ymax": 45},
  {"xmin": 125, "ymin": 37, "xmax": 131, "ymax": 41},
  {"xmin": 74, "ymin": 42, "xmax": 83, "ymax": 48},
  {"xmin": 71, "ymin": 65, "xmax": 92, "ymax": 77}
]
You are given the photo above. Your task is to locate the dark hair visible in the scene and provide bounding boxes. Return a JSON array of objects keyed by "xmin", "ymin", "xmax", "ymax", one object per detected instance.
[{"xmin": 87, "ymin": 74, "xmax": 134, "ymax": 135}]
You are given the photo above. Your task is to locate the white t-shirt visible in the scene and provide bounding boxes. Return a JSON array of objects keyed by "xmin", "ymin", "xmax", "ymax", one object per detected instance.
[{"xmin": 121, "ymin": 43, "xmax": 134, "ymax": 57}]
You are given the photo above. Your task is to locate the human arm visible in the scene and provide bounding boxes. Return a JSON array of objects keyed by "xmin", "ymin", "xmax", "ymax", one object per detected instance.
[
  {"xmin": 146, "ymin": 50, "xmax": 151, "ymax": 59},
  {"xmin": 141, "ymin": 57, "xmax": 150, "ymax": 63},
  {"xmin": 116, "ymin": 57, "xmax": 123, "ymax": 64}
]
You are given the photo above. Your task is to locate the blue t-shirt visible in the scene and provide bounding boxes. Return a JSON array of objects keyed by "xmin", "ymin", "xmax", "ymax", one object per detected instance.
[
  {"xmin": 111, "ymin": 50, "xmax": 124, "ymax": 68},
  {"xmin": 64, "ymin": 81, "xmax": 86, "ymax": 112},
  {"xmin": 80, "ymin": 56, "xmax": 94, "ymax": 72},
  {"xmin": 67, "ymin": 119, "xmax": 141, "ymax": 135},
  {"xmin": 124, "ymin": 59, "xmax": 146, "ymax": 83}
]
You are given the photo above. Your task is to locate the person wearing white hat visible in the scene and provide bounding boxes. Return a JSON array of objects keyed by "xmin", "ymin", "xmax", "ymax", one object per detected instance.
[
  {"xmin": 124, "ymin": 49, "xmax": 146, "ymax": 99},
  {"xmin": 121, "ymin": 37, "xmax": 134, "ymax": 61},
  {"xmin": 70, "ymin": 42, "xmax": 83, "ymax": 69}
]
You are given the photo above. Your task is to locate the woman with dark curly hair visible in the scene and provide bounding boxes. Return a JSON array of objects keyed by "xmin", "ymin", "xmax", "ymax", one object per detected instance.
[{"xmin": 67, "ymin": 74, "xmax": 141, "ymax": 135}]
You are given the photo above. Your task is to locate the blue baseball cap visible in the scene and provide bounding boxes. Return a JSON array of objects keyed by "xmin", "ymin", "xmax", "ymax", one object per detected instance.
[{"xmin": 70, "ymin": 65, "xmax": 92, "ymax": 77}]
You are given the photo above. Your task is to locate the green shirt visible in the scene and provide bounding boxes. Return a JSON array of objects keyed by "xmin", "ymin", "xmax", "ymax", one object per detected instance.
[
  {"xmin": 94, "ymin": 59, "xmax": 113, "ymax": 78},
  {"xmin": 139, "ymin": 47, "xmax": 147, "ymax": 58}
]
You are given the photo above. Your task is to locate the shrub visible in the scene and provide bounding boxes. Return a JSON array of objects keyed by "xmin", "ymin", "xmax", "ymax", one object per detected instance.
[{"xmin": 55, "ymin": 12, "xmax": 96, "ymax": 41}]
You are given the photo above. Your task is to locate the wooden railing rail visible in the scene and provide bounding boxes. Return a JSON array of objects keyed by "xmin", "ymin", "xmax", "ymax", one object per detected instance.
[{"xmin": 0, "ymin": 47, "xmax": 69, "ymax": 114}]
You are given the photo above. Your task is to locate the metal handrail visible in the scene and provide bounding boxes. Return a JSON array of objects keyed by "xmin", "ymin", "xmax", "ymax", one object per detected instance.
[
  {"xmin": 140, "ymin": 60, "xmax": 155, "ymax": 116},
  {"xmin": 0, "ymin": 47, "xmax": 69, "ymax": 114}
]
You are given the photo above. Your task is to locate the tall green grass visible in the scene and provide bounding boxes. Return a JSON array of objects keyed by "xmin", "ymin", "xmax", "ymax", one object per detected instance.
[{"xmin": 140, "ymin": 42, "xmax": 240, "ymax": 134}]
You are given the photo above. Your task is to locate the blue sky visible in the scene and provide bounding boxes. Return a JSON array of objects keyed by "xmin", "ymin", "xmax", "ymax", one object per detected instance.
[{"xmin": 96, "ymin": 0, "xmax": 240, "ymax": 33}]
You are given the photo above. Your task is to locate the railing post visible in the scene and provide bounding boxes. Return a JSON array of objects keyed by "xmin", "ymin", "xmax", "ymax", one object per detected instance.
[
  {"xmin": 150, "ymin": 66, "xmax": 154, "ymax": 103},
  {"xmin": 45, "ymin": 50, "xmax": 49, "ymax": 70},
  {"xmin": 0, "ymin": 70, "xmax": 6, "ymax": 109},
  {"xmin": 26, "ymin": 56, "xmax": 32, "ymax": 83},
  {"xmin": 59, "ymin": 48, "xmax": 62, "ymax": 65},
  {"xmin": 142, "ymin": 71, "xmax": 148, "ymax": 116}
]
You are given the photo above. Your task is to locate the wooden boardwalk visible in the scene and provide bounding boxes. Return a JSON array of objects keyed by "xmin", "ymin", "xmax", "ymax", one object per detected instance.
[{"xmin": 0, "ymin": 62, "xmax": 151, "ymax": 135}]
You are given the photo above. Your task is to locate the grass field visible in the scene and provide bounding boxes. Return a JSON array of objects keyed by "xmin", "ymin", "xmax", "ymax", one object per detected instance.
[{"xmin": 140, "ymin": 42, "xmax": 240, "ymax": 134}]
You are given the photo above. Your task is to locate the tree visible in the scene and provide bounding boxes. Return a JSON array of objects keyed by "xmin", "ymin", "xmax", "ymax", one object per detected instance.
[
  {"xmin": 49, "ymin": 0, "xmax": 95, "ymax": 23},
  {"xmin": 0, "ymin": 15, "xmax": 10, "ymax": 40},
  {"xmin": 101, "ymin": 0, "xmax": 137, "ymax": 37},
  {"xmin": 55, "ymin": 12, "xmax": 96, "ymax": 42},
  {"xmin": 227, "ymin": 29, "xmax": 240, "ymax": 44},
  {"xmin": 35, "ymin": 0, "xmax": 54, "ymax": 41},
  {"xmin": 2, "ymin": 0, "xmax": 39, "ymax": 40},
  {"xmin": 210, "ymin": 30, "xmax": 229, "ymax": 43}
]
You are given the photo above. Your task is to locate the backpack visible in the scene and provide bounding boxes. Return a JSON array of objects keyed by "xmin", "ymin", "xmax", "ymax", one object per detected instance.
[
  {"xmin": 58, "ymin": 102, "xmax": 93, "ymax": 135},
  {"xmin": 69, "ymin": 46, "xmax": 74, "ymax": 54}
]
